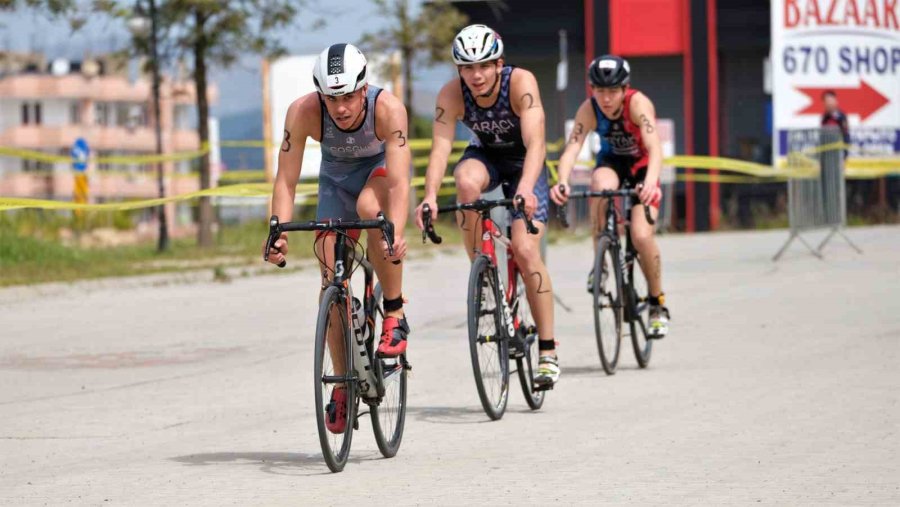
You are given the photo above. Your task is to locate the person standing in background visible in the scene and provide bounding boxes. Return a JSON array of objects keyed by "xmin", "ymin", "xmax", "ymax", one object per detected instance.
[{"xmin": 821, "ymin": 90, "xmax": 849, "ymax": 159}]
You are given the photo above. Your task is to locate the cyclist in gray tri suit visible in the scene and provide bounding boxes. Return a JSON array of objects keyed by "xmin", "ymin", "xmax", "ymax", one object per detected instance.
[
  {"xmin": 265, "ymin": 43, "xmax": 411, "ymax": 433},
  {"xmin": 415, "ymin": 24, "xmax": 560, "ymax": 388}
]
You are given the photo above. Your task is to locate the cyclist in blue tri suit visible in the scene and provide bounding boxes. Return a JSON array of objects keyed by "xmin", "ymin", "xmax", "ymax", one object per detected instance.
[{"xmin": 416, "ymin": 25, "xmax": 560, "ymax": 387}]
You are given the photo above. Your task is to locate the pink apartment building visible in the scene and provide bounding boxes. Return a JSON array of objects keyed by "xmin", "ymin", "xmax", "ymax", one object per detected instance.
[{"xmin": 0, "ymin": 52, "xmax": 218, "ymax": 232}]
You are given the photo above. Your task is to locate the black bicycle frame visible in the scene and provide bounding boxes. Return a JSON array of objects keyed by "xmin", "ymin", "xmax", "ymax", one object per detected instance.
[{"xmin": 558, "ymin": 187, "xmax": 655, "ymax": 322}]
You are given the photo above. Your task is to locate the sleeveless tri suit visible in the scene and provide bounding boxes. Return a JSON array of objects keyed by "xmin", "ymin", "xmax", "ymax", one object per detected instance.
[{"xmin": 456, "ymin": 66, "xmax": 550, "ymax": 223}]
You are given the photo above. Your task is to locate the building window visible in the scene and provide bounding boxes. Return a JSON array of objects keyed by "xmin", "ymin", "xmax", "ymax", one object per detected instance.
[
  {"xmin": 21, "ymin": 157, "xmax": 51, "ymax": 172},
  {"xmin": 69, "ymin": 102, "xmax": 82, "ymax": 124},
  {"xmin": 97, "ymin": 150, "xmax": 111, "ymax": 171},
  {"xmin": 20, "ymin": 103, "xmax": 44, "ymax": 125},
  {"xmin": 174, "ymin": 104, "xmax": 195, "ymax": 130},
  {"xmin": 95, "ymin": 102, "xmax": 110, "ymax": 126},
  {"xmin": 116, "ymin": 102, "xmax": 148, "ymax": 130}
]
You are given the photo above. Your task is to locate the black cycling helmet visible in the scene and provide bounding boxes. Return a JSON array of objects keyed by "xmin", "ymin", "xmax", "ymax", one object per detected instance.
[{"xmin": 589, "ymin": 55, "xmax": 631, "ymax": 88}]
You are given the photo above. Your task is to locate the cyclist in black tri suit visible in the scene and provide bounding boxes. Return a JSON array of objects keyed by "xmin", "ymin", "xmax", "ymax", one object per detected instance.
[{"xmin": 416, "ymin": 24, "xmax": 560, "ymax": 387}]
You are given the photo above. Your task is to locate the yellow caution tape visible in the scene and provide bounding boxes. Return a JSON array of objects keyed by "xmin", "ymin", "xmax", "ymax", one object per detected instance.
[
  {"xmin": 1, "ymin": 183, "xmax": 310, "ymax": 212},
  {"xmin": 0, "ymin": 146, "xmax": 71, "ymax": 163},
  {"xmin": 3, "ymin": 135, "xmax": 898, "ymax": 212},
  {"xmin": 0, "ymin": 175, "xmax": 462, "ymax": 212}
]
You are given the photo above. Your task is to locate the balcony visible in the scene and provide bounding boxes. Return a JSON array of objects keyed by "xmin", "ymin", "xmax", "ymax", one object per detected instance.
[
  {"xmin": 0, "ymin": 125, "xmax": 201, "ymax": 152},
  {"xmin": 1, "ymin": 171, "xmax": 200, "ymax": 200},
  {"xmin": 0, "ymin": 74, "xmax": 216, "ymax": 104}
]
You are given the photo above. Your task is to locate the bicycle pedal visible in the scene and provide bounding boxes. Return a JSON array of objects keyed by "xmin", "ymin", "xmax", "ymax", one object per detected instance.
[{"xmin": 533, "ymin": 383, "xmax": 554, "ymax": 392}]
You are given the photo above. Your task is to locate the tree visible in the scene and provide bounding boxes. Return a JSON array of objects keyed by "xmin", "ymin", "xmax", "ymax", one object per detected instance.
[
  {"xmin": 117, "ymin": 0, "xmax": 302, "ymax": 248},
  {"xmin": 9, "ymin": 0, "xmax": 305, "ymax": 248},
  {"xmin": 360, "ymin": 0, "xmax": 467, "ymax": 137}
]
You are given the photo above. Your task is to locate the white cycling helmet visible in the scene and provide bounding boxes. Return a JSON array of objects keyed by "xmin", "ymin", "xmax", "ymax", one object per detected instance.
[
  {"xmin": 312, "ymin": 43, "xmax": 368, "ymax": 96},
  {"xmin": 452, "ymin": 24, "xmax": 504, "ymax": 65}
]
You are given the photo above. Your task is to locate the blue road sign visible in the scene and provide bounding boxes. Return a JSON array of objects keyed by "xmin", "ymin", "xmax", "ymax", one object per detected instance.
[{"xmin": 72, "ymin": 137, "xmax": 89, "ymax": 172}]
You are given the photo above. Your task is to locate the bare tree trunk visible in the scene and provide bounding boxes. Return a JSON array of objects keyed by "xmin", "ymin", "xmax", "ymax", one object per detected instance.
[
  {"xmin": 398, "ymin": 0, "xmax": 415, "ymax": 137},
  {"xmin": 403, "ymin": 46, "xmax": 414, "ymax": 136},
  {"xmin": 193, "ymin": 9, "xmax": 214, "ymax": 247}
]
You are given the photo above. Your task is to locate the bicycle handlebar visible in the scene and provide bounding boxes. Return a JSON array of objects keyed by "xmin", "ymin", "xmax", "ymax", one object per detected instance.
[
  {"xmin": 264, "ymin": 212, "xmax": 396, "ymax": 268},
  {"xmin": 556, "ymin": 187, "xmax": 656, "ymax": 227},
  {"xmin": 421, "ymin": 195, "xmax": 539, "ymax": 245}
]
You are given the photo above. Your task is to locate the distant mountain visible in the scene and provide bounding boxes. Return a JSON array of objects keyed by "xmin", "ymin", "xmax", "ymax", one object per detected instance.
[{"xmin": 217, "ymin": 109, "xmax": 264, "ymax": 171}]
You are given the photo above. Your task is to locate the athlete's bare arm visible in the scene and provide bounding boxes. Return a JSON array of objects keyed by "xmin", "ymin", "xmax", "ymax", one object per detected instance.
[
  {"xmin": 510, "ymin": 68, "xmax": 546, "ymax": 218},
  {"xmin": 628, "ymin": 92, "xmax": 663, "ymax": 205},
  {"xmin": 550, "ymin": 99, "xmax": 597, "ymax": 205},
  {"xmin": 266, "ymin": 92, "xmax": 320, "ymax": 265},
  {"xmin": 374, "ymin": 90, "xmax": 412, "ymax": 254},
  {"xmin": 416, "ymin": 80, "xmax": 465, "ymax": 229}
]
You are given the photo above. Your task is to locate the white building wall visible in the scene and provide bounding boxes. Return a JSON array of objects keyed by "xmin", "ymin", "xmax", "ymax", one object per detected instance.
[{"xmin": 0, "ymin": 99, "xmax": 19, "ymax": 131}]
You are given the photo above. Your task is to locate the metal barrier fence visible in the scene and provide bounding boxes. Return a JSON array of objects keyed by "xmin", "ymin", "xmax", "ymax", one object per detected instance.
[{"xmin": 773, "ymin": 127, "xmax": 862, "ymax": 261}]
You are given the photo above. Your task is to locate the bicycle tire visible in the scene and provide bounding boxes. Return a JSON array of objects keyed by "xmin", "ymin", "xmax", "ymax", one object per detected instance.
[
  {"xmin": 513, "ymin": 272, "xmax": 544, "ymax": 410},
  {"xmin": 370, "ymin": 283, "xmax": 407, "ymax": 458},
  {"xmin": 313, "ymin": 285, "xmax": 356, "ymax": 473},
  {"xmin": 593, "ymin": 235, "xmax": 624, "ymax": 375},
  {"xmin": 467, "ymin": 255, "xmax": 509, "ymax": 420},
  {"xmin": 628, "ymin": 254, "xmax": 653, "ymax": 368}
]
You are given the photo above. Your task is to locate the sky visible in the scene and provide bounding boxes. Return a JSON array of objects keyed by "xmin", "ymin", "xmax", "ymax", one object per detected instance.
[{"xmin": 0, "ymin": 0, "xmax": 456, "ymax": 116}]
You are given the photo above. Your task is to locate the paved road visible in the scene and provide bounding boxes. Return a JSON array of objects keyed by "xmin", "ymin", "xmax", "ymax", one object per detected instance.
[{"xmin": 1, "ymin": 226, "xmax": 898, "ymax": 505}]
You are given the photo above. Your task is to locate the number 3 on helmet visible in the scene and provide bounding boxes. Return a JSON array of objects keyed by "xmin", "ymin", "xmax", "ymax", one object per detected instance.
[{"xmin": 313, "ymin": 43, "xmax": 368, "ymax": 97}]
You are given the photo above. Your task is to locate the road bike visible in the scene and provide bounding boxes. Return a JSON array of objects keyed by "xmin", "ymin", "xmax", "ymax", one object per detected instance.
[
  {"xmin": 421, "ymin": 196, "xmax": 545, "ymax": 420},
  {"xmin": 559, "ymin": 187, "xmax": 656, "ymax": 374},
  {"xmin": 264, "ymin": 212, "xmax": 409, "ymax": 472}
]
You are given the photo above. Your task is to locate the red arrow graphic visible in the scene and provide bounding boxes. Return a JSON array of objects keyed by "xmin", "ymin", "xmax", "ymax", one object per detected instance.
[{"xmin": 796, "ymin": 80, "xmax": 890, "ymax": 122}]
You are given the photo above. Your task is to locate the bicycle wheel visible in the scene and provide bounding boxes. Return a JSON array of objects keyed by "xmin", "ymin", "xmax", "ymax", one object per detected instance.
[
  {"xmin": 593, "ymin": 235, "xmax": 623, "ymax": 375},
  {"xmin": 314, "ymin": 285, "xmax": 356, "ymax": 473},
  {"xmin": 467, "ymin": 255, "xmax": 509, "ymax": 420},
  {"xmin": 370, "ymin": 283, "xmax": 407, "ymax": 458},
  {"xmin": 628, "ymin": 254, "xmax": 653, "ymax": 368},
  {"xmin": 514, "ymin": 273, "xmax": 544, "ymax": 410}
]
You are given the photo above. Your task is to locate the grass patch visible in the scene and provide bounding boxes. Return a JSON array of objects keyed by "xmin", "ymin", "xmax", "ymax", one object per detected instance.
[
  {"xmin": 0, "ymin": 207, "xmax": 584, "ymax": 288},
  {"xmin": 0, "ymin": 213, "xmax": 321, "ymax": 287}
]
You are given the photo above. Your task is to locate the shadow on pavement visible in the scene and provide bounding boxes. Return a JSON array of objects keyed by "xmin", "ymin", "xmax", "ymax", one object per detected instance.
[
  {"xmin": 562, "ymin": 364, "xmax": 645, "ymax": 377},
  {"xmin": 169, "ymin": 451, "xmax": 380, "ymax": 476},
  {"xmin": 407, "ymin": 405, "xmax": 493, "ymax": 425}
]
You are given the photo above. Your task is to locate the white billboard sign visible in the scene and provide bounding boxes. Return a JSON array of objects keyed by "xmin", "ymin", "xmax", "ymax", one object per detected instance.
[{"xmin": 771, "ymin": 0, "xmax": 900, "ymax": 163}]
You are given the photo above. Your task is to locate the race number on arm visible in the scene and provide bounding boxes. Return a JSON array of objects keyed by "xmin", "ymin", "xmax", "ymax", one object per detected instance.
[
  {"xmin": 510, "ymin": 69, "xmax": 547, "ymax": 217},
  {"xmin": 374, "ymin": 91, "xmax": 412, "ymax": 239}
]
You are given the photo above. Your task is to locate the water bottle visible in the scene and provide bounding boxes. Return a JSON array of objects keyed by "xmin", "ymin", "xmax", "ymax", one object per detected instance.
[
  {"xmin": 351, "ymin": 297, "xmax": 370, "ymax": 346},
  {"xmin": 350, "ymin": 297, "xmax": 375, "ymax": 397}
]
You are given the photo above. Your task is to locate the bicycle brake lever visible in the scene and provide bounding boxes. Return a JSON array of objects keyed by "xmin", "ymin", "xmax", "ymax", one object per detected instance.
[
  {"xmin": 265, "ymin": 215, "xmax": 287, "ymax": 268},
  {"xmin": 421, "ymin": 204, "xmax": 443, "ymax": 245},
  {"xmin": 633, "ymin": 188, "xmax": 657, "ymax": 226},
  {"xmin": 377, "ymin": 212, "xmax": 401, "ymax": 264},
  {"xmin": 515, "ymin": 195, "xmax": 539, "ymax": 235},
  {"xmin": 557, "ymin": 185, "xmax": 570, "ymax": 229},
  {"xmin": 644, "ymin": 205, "xmax": 656, "ymax": 226}
]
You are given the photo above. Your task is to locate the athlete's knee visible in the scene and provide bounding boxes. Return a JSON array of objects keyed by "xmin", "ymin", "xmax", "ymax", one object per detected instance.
[
  {"xmin": 454, "ymin": 166, "xmax": 486, "ymax": 200},
  {"xmin": 511, "ymin": 234, "xmax": 541, "ymax": 267},
  {"xmin": 456, "ymin": 178, "xmax": 483, "ymax": 201},
  {"xmin": 591, "ymin": 168, "xmax": 618, "ymax": 190},
  {"xmin": 355, "ymin": 193, "xmax": 379, "ymax": 220},
  {"xmin": 631, "ymin": 222, "xmax": 655, "ymax": 247}
]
